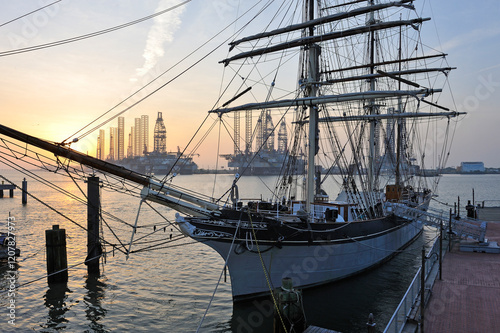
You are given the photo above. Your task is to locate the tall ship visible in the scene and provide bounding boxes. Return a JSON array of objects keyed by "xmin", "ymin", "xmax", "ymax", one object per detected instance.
[{"xmin": 0, "ymin": 0, "xmax": 464, "ymax": 301}]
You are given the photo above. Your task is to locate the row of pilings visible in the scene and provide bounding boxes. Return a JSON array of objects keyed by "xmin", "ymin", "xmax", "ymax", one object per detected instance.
[{"xmin": 45, "ymin": 176, "xmax": 102, "ymax": 283}]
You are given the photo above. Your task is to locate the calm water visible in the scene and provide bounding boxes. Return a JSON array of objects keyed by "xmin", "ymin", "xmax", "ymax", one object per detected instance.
[{"xmin": 0, "ymin": 169, "xmax": 499, "ymax": 332}]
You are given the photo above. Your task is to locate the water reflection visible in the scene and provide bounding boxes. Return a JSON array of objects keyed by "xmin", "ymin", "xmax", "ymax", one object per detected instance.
[
  {"xmin": 40, "ymin": 274, "xmax": 108, "ymax": 332},
  {"xmin": 42, "ymin": 282, "xmax": 71, "ymax": 331},
  {"xmin": 83, "ymin": 274, "xmax": 108, "ymax": 332},
  {"xmin": 230, "ymin": 233, "xmax": 426, "ymax": 333},
  {"xmin": 232, "ymin": 298, "xmax": 274, "ymax": 332}
]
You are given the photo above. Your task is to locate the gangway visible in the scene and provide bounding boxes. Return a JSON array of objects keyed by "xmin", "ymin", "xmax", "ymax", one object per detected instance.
[{"xmin": 386, "ymin": 202, "xmax": 487, "ymax": 242}]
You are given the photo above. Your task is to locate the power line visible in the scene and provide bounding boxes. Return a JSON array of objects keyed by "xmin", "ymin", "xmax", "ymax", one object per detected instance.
[
  {"xmin": 0, "ymin": 0, "xmax": 62, "ymax": 28},
  {"xmin": 0, "ymin": 0, "xmax": 191, "ymax": 57},
  {"xmin": 63, "ymin": 0, "xmax": 270, "ymax": 144}
]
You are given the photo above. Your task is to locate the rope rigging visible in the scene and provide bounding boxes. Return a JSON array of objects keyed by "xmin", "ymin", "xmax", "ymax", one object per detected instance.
[
  {"xmin": 0, "ymin": 140, "xmax": 193, "ymax": 256},
  {"xmin": 64, "ymin": 0, "xmax": 272, "ymax": 145},
  {"xmin": 0, "ymin": 0, "xmax": 62, "ymax": 28}
]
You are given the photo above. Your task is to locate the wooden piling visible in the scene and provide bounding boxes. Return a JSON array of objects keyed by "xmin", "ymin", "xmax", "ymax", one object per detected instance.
[
  {"xmin": 45, "ymin": 225, "xmax": 68, "ymax": 283},
  {"xmin": 21, "ymin": 178, "xmax": 27, "ymax": 204},
  {"xmin": 86, "ymin": 176, "xmax": 102, "ymax": 275}
]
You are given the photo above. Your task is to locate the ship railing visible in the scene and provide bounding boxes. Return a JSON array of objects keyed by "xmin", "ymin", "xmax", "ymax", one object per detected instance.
[
  {"xmin": 479, "ymin": 199, "xmax": 500, "ymax": 208},
  {"xmin": 383, "ymin": 236, "xmax": 441, "ymax": 333},
  {"xmin": 387, "ymin": 202, "xmax": 487, "ymax": 242}
]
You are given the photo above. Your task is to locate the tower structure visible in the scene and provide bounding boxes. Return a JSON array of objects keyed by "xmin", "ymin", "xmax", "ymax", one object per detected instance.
[
  {"xmin": 234, "ymin": 111, "xmax": 240, "ymax": 154},
  {"xmin": 256, "ymin": 110, "xmax": 275, "ymax": 152},
  {"xmin": 97, "ymin": 129, "xmax": 105, "ymax": 160},
  {"xmin": 127, "ymin": 129, "xmax": 133, "ymax": 157},
  {"xmin": 153, "ymin": 112, "xmax": 167, "ymax": 153},
  {"xmin": 109, "ymin": 127, "xmax": 117, "ymax": 160},
  {"xmin": 118, "ymin": 117, "xmax": 125, "ymax": 160},
  {"xmin": 256, "ymin": 112, "xmax": 264, "ymax": 151},
  {"xmin": 245, "ymin": 110, "xmax": 252, "ymax": 153},
  {"xmin": 141, "ymin": 115, "xmax": 149, "ymax": 155},
  {"xmin": 265, "ymin": 110, "xmax": 275, "ymax": 151},
  {"xmin": 133, "ymin": 118, "xmax": 142, "ymax": 156},
  {"xmin": 278, "ymin": 120, "xmax": 287, "ymax": 153}
]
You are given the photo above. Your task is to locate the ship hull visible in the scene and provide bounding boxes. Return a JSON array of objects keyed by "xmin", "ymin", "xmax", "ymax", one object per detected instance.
[{"xmin": 178, "ymin": 215, "xmax": 423, "ymax": 301}]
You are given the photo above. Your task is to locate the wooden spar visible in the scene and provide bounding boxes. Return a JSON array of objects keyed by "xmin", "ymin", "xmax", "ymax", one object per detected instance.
[
  {"xmin": 321, "ymin": 67, "xmax": 455, "ymax": 86},
  {"xmin": 222, "ymin": 86, "xmax": 252, "ymax": 107},
  {"xmin": 378, "ymin": 69, "xmax": 421, "ymax": 88},
  {"xmin": 221, "ymin": 18, "xmax": 430, "ymax": 66},
  {"xmin": 421, "ymin": 99, "xmax": 452, "ymax": 111},
  {"xmin": 0, "ymin": 123, "xmax": 220, "ymax": 213},
  {"xmin": 229, "ymin": 0, "xmax": 414, "ymax": 49},
  {"xmin": 315, "ymin": 111, "xmax": 466, "ymax": 124},
  {"xmin": 210, "ymin": 89, "xmax": 439, "ymax": 114},
  {"xmin": 323, "ymin": 54, "xmax": 447, "ymax": 75},
  {"xmin": 0, "ymin": 123, "xmax": 150, "ymax": 186},
  {"xmin": 322, "ymin": 0, "xmax": 371, "ymax": 11}
]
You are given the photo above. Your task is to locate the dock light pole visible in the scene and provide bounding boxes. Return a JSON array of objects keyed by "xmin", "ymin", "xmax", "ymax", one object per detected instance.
[
  {"xmin": 449, "ymin": 209, "xmax": 453, "ymax": 252},
  {"xmin": 439, "ymin": 219, "xmax": 443, "ymax": 280}
]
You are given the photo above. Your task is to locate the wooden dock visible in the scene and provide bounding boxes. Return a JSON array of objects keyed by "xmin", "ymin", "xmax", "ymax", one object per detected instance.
[
  {"xmin": 424, "ymin": 221, "xmax": 500, "ymax": 332},
  {"xmin": 0, "ymin": 183, "xmax": 16, "ymax": 198},
  {"xmin": 477, "ymin": 206, "xmax": 500, "ymax": 221}
]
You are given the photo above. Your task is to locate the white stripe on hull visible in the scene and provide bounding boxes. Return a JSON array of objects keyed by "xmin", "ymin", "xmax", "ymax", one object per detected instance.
[{"xmin": 205, "ymin": 220, "xmax": 422, "ymax": 300}]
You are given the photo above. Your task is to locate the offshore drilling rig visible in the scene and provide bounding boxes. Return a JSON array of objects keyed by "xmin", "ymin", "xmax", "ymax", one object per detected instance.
[{"xmin": 220, "ymin": 110, "xmax": 304, "ymax": 175}]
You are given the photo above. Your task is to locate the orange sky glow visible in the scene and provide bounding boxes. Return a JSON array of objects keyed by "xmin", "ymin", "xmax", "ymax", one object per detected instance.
[{"xmin": 1, "ymin": 0, "xmax": 500, "ymax": 169}]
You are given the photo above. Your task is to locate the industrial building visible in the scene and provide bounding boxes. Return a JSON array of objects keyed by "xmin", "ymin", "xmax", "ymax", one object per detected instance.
[{"xmin": 459, "ymin": 162, "xmax": 485, "ymax": 173}]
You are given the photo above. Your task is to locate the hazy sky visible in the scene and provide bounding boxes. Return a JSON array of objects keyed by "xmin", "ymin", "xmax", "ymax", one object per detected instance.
[{"xmin": 0, "ymin": 0, "xmax": 499, "ymax": 168}]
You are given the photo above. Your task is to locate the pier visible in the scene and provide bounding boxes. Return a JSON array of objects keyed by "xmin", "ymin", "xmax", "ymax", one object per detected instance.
[
  {"xmin": 0, "ymin": 178, "xmax": 28, "ymax": 203},
  {"xmin": 424, "ymin": 220, "xmax": 500, "ymax": 331},
  {"xmin": 384, "ymin": 205, "xmax": 500, "ymax": 332},
  {"xmin": 0, "ymin": 183, "xmax": 15, "ymax": 198}
]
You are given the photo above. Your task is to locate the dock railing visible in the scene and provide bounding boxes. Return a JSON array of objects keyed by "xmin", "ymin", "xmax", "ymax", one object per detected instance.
[{"xmin": 383, "ymin": 236, "xmax": 441, "ymax": 333}]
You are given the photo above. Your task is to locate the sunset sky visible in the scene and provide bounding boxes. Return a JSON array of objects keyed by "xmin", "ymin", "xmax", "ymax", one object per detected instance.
[{"xmin": 0, "ymin": 0, "xmax": 499, "ymax": 169}]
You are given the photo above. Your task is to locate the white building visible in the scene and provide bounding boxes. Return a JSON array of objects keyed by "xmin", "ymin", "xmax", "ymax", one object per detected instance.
[{"xmin": 460, "ymin": 162, "xmax": 485, "ymax": 173}]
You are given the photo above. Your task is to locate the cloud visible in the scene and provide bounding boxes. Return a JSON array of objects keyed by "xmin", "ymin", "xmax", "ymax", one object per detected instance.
[
  {"xmin": 440, "ymin": 26, "xmax": 500, "ymax": 52},
  {"xmin": 133, "ymin": 0, "xmax": 186, "ymax": 78}
]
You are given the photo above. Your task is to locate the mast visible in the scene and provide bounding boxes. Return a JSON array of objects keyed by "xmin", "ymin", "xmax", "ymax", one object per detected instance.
[
  {"xmin": 367, "ymin": 0, "xmax": 377, "ymax": 195},
  {"xmin": 396, "ymin": 17, "xmax": 403, "ymax": 187},
  {"xmin": 305, "ymin": 0, "xmax": 320, "ymax": 213}
]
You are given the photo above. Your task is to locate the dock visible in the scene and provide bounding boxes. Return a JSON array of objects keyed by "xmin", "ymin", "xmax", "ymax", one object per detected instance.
[
  {"xmin": 0, "ymin": 183, "xmax": 16, "ymax": 198},
  {"xmin": 424, "ymin": 220, "xmax": 500, "ymax": 331},
  {"xmin": 477, "ymin": 206, "xmax": 500, "ymax": 221}
]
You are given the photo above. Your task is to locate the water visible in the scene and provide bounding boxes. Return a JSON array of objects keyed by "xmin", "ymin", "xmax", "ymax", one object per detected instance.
[{"xmin": 0, "ymin": 170, "xmax": 499, "ymax": 332}]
